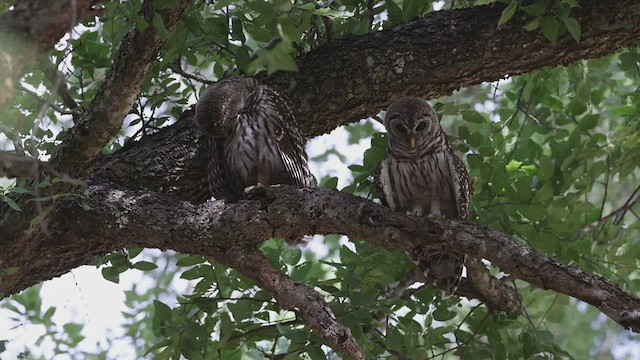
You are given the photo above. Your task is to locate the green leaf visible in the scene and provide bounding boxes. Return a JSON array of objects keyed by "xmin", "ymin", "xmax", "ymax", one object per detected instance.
[
  {"xmin": 101, "ymin": 266, "xmax": 120, "ymax": 284},
  {"xmin": 385, "ymin": 0, "xmax": 403, "ymax": 24},
  {"xmin": 154, "ymin": 0, "xmax": 177, "ymax": 9},
  {"xmin": 432, "ymin": 307, "xmax": 456, "ymax": 321},
  {"xmin": 523, "ymin": 17, "xmax": 541, "ymax": 31},
  {"xmin": 461, "ymin": 110, "xmax": 486, "ymax": 124},
  {"xmin": 611, "ymin": 104, "xmax": 637, "ymax": 116},
  {"xmin": 133, "ymin": 261, "xmax": 159, "ymax": 271},
  {"xmin": 176, "ymin": 255, "xmax": 206, "ymax": 267},
  {"xmin": 540, "ymin": 16, "xmax": 560, "ymax": 44},
  {"xmin": 538, "ymin": 155, "xmax": 554, "ymax": 181},
  {"xmin": 152, "ymin": 14, "xmax": 169, "ymax": 38},
  {"xmin": 307, "ymin": 346, "xmax": 327, "ymax": 360},
  {"xmin": 578, "ymin": 114, "xmax": 599, "ymax": 130},
  {"xmin": 319, "ymin": 176, "xmax": 339, "ymax": 189},
  {"xmin": 619, "ymin": 51, "xmax": 640, "ymax": 71},
  {"xmin": 2, "ymin": 195, "xmax": 22, "ymax": 212},
  {"xmin": 498, "ymin": 1, "xmax": 518, "ymax": 27},
  {"xmin": 29, "ymin": 207, "xmax": 52, "ymax": 228},
  {"xmin": 144, "ymin": 339, "xmax": 172, "ymax": 356},
  {"xmin": 562, "ymin": 17, "xmax": 581, "ymax": 42},
  {"xmin": 520, "ymin": 1, "xmax": 548, "ymax": 16},
  {"xmin": 153, "ymin": 300, "xmax": 172, "ymax": 321},
  {"xmin": 214, "ymin": 0, "xmax": 236, "ymax": 10}
]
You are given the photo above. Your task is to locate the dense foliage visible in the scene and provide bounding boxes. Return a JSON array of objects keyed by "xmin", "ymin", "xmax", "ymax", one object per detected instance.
[{"xmin": 1, "ymin": 0, "xmax": 639, "ymax": 359}]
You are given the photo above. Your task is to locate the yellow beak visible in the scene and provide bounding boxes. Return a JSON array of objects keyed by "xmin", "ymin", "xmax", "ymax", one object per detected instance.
[{"xmin": 410, "ymin": 136, "xmax": 416, "ymax": 150}]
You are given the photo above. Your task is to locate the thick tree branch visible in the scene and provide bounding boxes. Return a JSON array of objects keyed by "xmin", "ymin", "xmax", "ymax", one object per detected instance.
[
  {"xmin": 0, "ymin": 0, "xmax": 103, "ymax": 107},
  {"xmin": 49, "ymin": 0, "xmax": 192, "ymax": 177},
  {"xmin": 1, "ymin": 184, "xmax": 638, "ymax": 334},
  {"xmin": 261, "ymin": 0, "xmax": 640, "ymax": 137}
]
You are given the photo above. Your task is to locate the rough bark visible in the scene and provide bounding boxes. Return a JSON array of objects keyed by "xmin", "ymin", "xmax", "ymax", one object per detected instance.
[
  {"xmin": 1, "ymin": 184, "xmax": 638, "ymax": 334},
  {"xmin": 261, "ymin": 0, "xmax": 640, "ymax": 137}
]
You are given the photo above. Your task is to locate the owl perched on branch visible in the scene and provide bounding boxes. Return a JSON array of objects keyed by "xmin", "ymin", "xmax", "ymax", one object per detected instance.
[
  {"xmin": 195, "ymin": 76, "xmax": 314, "ymax": 202},
  {"xmin": 375, "ymin": 97, "xmax": 470, "ymax": 297}
]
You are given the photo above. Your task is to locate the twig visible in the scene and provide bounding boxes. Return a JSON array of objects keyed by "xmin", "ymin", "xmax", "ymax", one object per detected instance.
[
  {"xmin": 168, "ymin": 63, "xmax": 214, "ymax": 84},
  {"xmin": 17, "ymin": 84, "xmax": 81, "ymax": 117},
  {"xmin": 577, "ymin": 184, "xmax": 640, "ymax": 239},
  {"xmin": 0, "ymin": 124, "xmax": 25, "ymax": 155},
  {"xmin": 37, "ymin": 58, "xmax": 81, "ymax": 114}
]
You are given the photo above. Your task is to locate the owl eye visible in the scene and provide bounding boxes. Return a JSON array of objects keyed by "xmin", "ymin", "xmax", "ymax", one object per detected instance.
[
  {"xmin": 415, "ymin": 122, "xmax": 427, "ymax": 132},
  {"xmin": 394, "ymin": 123, "xmax": 407, "ymax": 133}
]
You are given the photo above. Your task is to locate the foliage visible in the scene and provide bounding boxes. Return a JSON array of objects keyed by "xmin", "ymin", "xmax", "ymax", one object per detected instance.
[{"xmin": 1, "ymin": 0, "xmax": 640, "ymax": 359}]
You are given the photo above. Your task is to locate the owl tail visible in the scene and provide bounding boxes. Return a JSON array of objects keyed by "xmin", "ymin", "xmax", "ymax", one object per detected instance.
[{"xmin": 408, "ymin": 248, "xmax": 466, "ymax": 298}]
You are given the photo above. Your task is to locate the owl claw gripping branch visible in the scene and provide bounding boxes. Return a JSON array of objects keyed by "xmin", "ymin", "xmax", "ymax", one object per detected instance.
[{"xmin": 375, "ymin": 97, "xmax": 470, "ymax": 297}]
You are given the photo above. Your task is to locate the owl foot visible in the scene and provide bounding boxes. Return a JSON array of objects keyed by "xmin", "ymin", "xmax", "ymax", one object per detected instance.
[
  {"xmin": 405, "ymin": 210, "xmax": 423, "ymax": 218},
  {"xmin": 427, "ymin": 213, "xmax": 445, "ymax": 220},
  {"xmin": 244, "ymin": 183, "xmax": 267, "ymax": 199}
]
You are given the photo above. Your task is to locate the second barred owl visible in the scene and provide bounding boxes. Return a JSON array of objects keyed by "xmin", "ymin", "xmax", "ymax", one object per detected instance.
[
  {"xmin": 375, "ymin": 97, "xmax": 470, "ymax": 297},
  {"xmin": 195, "ymin": 76, "xmax": 314, "ymax": 202}
]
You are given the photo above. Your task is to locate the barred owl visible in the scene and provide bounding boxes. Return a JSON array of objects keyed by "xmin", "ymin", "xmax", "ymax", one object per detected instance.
[
  {"xmin": 375, "ymin": 97, "xmax": 470, "ymax": 297},
  {"xmin": 195, "ymin": 76, "xmax": 314, "ymax": 202}
]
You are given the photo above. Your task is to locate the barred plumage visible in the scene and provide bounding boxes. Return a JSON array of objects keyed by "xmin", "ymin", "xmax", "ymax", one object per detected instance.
[
  {"xmin": 375, "ymin": 97, "xmax": 470, "ymax": 297},
  {"xmin": 195, "ymin": 76, "xmax": 313, "ymax": 202}
]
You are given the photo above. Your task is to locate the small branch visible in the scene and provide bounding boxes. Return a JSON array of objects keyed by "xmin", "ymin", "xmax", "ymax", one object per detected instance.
[
  {"xmin": 211, "ymin": 246, "xmax": 365, "ymax": 359},
  {"xmin": 168, "ymin": 63, "xmax": 214, "ymax": 84},
  {"xmin": 38, "ymin": 58, "xmax": 81, "ymax": 113},
  {"xmin": 0, "ymin": 124, "xmax": 25, "ymax": 155},
  {"xmin": 17, "ymin": 84, "xmax": 81, "ymax": 116},
  {"xmin": 0, "ymin": 150, "xmax": 67, "ymax": 179},
  {"xmin": 577, "ymin": 184, "xmax": 640, "ymax": 239},
  {"xmin": 460, "ymin": 257, "xmax": 523, "ymax": 316}
]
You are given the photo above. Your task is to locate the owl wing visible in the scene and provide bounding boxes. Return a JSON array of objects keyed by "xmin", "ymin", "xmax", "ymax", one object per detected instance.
[
  {"xmin": 374, "ymin": 158, "xmax": 391, "ymax": 208},
  {"xmin": 206, "ymin": 136, "xmax": 244, "ymax": 201},
  {"xmin": 263, "ymin": 87, "xmax": 314, "ymax": 187},
  {"xmin": 448, "ymin": 151, "xmax": 470, "ymax": 220}
]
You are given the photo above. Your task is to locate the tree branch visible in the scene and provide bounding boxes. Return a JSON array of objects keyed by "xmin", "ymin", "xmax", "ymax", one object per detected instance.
[
  {"xmin": 0, "ymin": 0, "xmax": 103, "ymax": 107},
  {"xmin": 49, "ymin": 0, "xmax": 192, "ymax": 177},
  {"xmin": 0, "ymin": 150, "xmax": 66, "ymax": 179},
  {"xmin": 1, "ymin": 184, "xmax": 638, "ymax": 334},
  {"xmin": 214, "ymin": 246, "xmax": 364, "ymax": 359},
  {"xmin": 260, "ymin": 0, "xmax": 640, "ymax": 137}
]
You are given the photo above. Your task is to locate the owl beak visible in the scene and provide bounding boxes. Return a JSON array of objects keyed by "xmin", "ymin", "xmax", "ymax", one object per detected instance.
[{"xmin": 410, "ymin": 136, "xmax": 416, "ymax": 150}]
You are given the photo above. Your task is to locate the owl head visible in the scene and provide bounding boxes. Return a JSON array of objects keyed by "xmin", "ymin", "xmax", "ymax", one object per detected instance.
[
  {"xmin": 196, "ymin": 77, "xmax": 259, "ymax": 137},
  {"xmin": 384, "ymin": 97, "xmax": 442, "ymax": 157}
]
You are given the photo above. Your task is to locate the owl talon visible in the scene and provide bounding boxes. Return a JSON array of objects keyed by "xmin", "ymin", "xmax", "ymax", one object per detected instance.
[{"xmin": 244, "ymin": 183, "xmax": 267, "ymax": 199}]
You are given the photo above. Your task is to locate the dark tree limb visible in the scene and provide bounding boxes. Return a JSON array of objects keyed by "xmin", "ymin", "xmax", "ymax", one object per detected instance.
[
  {"xmin": 214, "ymin": 246, "xmax": 364, "ymax": 359},
  {"xmin": 1, "ymin": 184, "xmax": 638, "ymax": 334},
  {"xmin": 49, "ymin": 0, "xmax": 193, "ymax": 177},
  {"xmin": 261, "ymin": 0, "xmax": 640, "ymax": 137}
]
